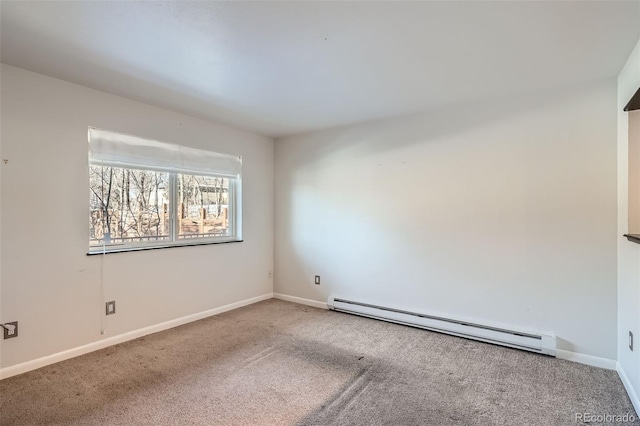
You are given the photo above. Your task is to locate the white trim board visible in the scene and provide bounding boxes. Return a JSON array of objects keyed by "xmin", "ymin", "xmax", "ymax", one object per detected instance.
[
  {"xmin": 0, "ymin": 293, "xmax": 622, "ymax": 381},
  {"xmin": 618, "ymin": 363, "xmax": 640, "ymax": 417},
  {"xmin": 0, "ymin": 293, "xmax": 273, "ymax": 380},
  {"xmin": 555, "ymin": 349, "xmax": 617, "ymax": 370},
  {"xmin": 273, "ymin": 293, "xmax": 328, "ymax": 310}
]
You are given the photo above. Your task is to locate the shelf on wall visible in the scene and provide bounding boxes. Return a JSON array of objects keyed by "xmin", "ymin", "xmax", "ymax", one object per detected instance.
[{"xmin": 623, "ymin": 234, "xmax": 640, "ymax": 245}]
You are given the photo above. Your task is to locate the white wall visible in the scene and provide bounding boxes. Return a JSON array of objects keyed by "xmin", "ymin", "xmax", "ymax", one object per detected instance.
[
  {"xmin": 275, "ymin": 81, "xmax": 618, "ymax": 359},
  {"xmin": 618, "ymin": 38, "xmax": 640, "ymax": 407},
  {"xmin": 0, "ymin": 64, "xmax": 274, "ymax": 368}
]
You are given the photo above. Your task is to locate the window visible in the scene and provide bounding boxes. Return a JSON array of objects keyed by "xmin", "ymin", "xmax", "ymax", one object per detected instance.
[{"xmin": 88, "ymin": 128, "xmax": 241, "ymax": 253}]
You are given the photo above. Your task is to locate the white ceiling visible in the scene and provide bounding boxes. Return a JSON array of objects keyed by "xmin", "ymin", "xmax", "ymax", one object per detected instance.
[{"xmin": 1, "ymin": 1, "xmax": 638, "ymax": 138}]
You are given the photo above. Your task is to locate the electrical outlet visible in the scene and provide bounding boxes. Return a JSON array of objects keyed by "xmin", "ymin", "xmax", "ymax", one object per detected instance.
[
  {"xmin": 3, "ymin": 321, "xmax": 18, "ymax": 339},
  {"xmin": 268, "ymin": 271, "xmax": 273, "ymax": 279},
  {"xmin": 315, "ymin": 275, "xmax": 320, "ymax": 285},
  {"xmin": 630, "ymin": 331, "xmax": 634, "ymax": 351},
  {"xmin": 106, "ymin": 301, "xmax": 116, "ymax": 315}
]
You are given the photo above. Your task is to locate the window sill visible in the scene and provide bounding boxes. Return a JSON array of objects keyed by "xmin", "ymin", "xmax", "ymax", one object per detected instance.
[
  {"xmin": 87, "ymin": 239, "xmax": 243, "ymax": 255},
  {"xmin": 623, "ymin": 234, "xmax": 640, "ymax": 245}
]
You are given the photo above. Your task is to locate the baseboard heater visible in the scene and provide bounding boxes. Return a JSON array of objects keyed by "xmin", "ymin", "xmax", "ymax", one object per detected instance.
[{"xmin": 327, "ymin": 297, "xmax": 556, "ymax": 356}]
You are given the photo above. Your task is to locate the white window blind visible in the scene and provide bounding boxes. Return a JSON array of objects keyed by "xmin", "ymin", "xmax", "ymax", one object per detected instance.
[{"xmin": 88, "ymin": 127, "xmax": 242, "ymax": 177}]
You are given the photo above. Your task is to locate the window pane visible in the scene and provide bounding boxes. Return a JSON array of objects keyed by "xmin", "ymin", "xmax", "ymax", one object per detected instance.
[
  {"xmin": 89, "ymin": 165, "xmax": 171, "ymax": 247},
  {"xmin": 177, "ymin": 174, "xmax": 230, "ymax": 239}
]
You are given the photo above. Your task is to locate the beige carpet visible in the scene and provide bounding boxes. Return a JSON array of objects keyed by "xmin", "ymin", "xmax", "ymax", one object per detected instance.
[{"xmin": 0, "ymin": 299, "xmax": 636, "ymax": 425}]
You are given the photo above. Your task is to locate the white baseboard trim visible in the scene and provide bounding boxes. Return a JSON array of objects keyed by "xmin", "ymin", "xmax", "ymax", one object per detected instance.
[
  {"xmin": 273, "ymin": 293, "xmax": 327, "ymax": 310},
  {"xmin": 0, "ymin": 293, "xmax": 273, "ymax": 380},
  {"xmin": 556, "ymin": 349, "xmax": 617, "ymax": 370},
  {"xmin": 1, "ymin": 292, "xmax": 623, "ymax": 384},
  {"xmin": 617, "ymin": 363, "xmax": 640, "ymax": 416}
]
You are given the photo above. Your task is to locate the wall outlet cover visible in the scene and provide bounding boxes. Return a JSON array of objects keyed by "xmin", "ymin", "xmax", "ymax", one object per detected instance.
[
  {"xmin": 3, "ymin": 321, "xmax": 18, "ymax": 339},
  {"xmin": 106, "ymin": 301, "xmax": 116, "ymax": 315}
]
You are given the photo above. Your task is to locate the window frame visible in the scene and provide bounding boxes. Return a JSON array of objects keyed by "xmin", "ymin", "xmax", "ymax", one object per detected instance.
[{"xmin": 88, "ymin": 161, "xmax": 242, "ymax": 255}]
